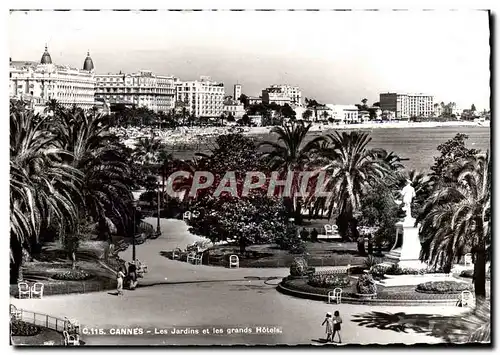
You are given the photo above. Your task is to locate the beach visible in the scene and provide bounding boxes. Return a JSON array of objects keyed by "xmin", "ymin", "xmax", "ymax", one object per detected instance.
[
  {"xmin": 114, "ymin": 120, "xmax": 489, "ymax": 147},
  {"xmin": 114, "ymin": 121, "xmax": 490, "ymax": 171}
]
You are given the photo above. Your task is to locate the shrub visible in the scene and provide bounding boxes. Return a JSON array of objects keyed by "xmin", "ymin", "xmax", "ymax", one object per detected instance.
[
  {"xmin": 356, "ymin": 274, "xmax": 377, "ymax": 294},
  {"xmin": 363, "ymin": 256, "xmax": 383, "ymax": 269},
  {"xmin": 416, "ymin": 281, "xmax": 473, "ymax": 294},
  {"xmin": 290, "ymin": 257, "xmax": 309, "ymax": 277},
  {"xmin": 369, "ymin": 263, "xmax": 393, "ymax": 277},
  {"xmin": 299, "ymin": 228, "xmax": 310, "ymax": 241},
  {"xmin": 10, "ymin": 320, "xmax": 42, "ymax": 336},
  {"xmin": 308, "ymin": 274, "xmax": 351, "ymax": 288},
  {"xmin": 276, "ymin": 225, "xmax": 307, "ymax": 254},
  {"xmin": 52, "ymin": 269, "xmax": 93, "ymax": 281}
]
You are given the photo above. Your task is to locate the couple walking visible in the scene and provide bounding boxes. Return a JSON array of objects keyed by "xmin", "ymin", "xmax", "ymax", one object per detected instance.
[
  {"xmin": 322, "ymin": 311, "xmax": 342, "ymax": 343},
  {"xmin": 116, "ymin": 262, "xmax": 139, "ymax": 295}
]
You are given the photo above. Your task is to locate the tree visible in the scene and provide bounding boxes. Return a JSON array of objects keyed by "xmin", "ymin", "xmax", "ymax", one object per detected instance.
[
  {"xmin": 260, "ymin": 122, "xmax": 324, "ymax": 223},
  {"xmin": 358, "ymin": 182, "xmax": 402, "ymax": 252},
  {"xmin": 53, "ymin": 109, "xmax": 135, "ymax": 241},
  {"xmin": 132, "ymin": 137, "xmax": 165, "ymax": 167},
  {"xmin": 368, "ymin": 107, "xmax": 378, "ymax": 120},
  {"xmin": 370, "ymin": 149, "xmax": 406, "ymax": 173},
  {"xmin": 321, "ymin": 111, "xmax": 329, "ymax": 120},
  {"xmin": 184, "ymin": 134, "xmax": 288, "ymax": 253},
  {"xmin": 188, "ymin": 195, "xmax": 288, "ymax": 253},
  {"xmin": 44, "ymin": 99, "xmax": 63, "ymax": 116},
  {"xmin": 281, "ymin": 104, "xmax": 296, "ymax": 120},
  {"xmin": 302, "ymin": 109, "xmax": 313, "ymax": 121},
  {"xmin": 373, "ymin": 102, "xmax": 380, "ymax": 107},
  {"xmin": 10, "ymin": 105, "xmax": 83, "ymax": 282},
  {"xmin": 239, "ymin": 94, "xmax": 249, "ymax": 108},
  {"xmin": 430, "ymin": 133, "xmax": 478, "ymax": 185},
  {"xmin": 471, "ymin": 104, "xmax": 477, "ymax": 112},
  {"xmin": 239, "ymin": 114, "xmax": 251, "ymax": 126},
  {"xmin": 305, "ymin": 98, "xmax": 321, "ymax": 120},
  {"xmin": 417, "ymin": 152, "xmax": 490, "ymax": 302},
  {"xmin": 318, "ymin": 132, "xmax": 391, "ymax": 240},
  {"xmin": 226, "ymin": 113, "xmax": 235, "ymax": 122}
]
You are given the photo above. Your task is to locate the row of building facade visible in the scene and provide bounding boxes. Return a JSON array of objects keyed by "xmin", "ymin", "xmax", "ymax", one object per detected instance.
[
  {"xmin": 9, "ymin": 46, "xmax": 233, "ymax": 117},
  {"xmin": 11, "ymin": 46, "xmax": 447, "ymax": 122}
]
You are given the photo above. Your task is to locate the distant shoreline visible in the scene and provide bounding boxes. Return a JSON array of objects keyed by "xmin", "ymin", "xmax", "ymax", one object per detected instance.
[
  {"xmin": 243, "ymin": 120, "xmax": 490, "ymax": 136},
  {"xmin": 116, "ymin": 120, "xmax": 489, "ymax": 148}
]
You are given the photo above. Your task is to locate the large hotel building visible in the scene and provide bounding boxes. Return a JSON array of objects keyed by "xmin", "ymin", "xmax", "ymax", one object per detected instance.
[
  {"xmin": 94, "ymin": 71, "xmax": 177, "ymax": 113},
  {"xmin": 379, "ymin": 92, "xmax": 434, "ymax": 119},
  {"xmin": 11, "ymin": 46, "xmax": 230, "ymax": 118},
  {"xmin": 175, "ymin": 76, "xmax": 225, "ymax": 118},
  {"xmin": 9, "ymin": 46, "xmax": 96, "ymax": 113},
  {"xmin": 262, "ymin": 84, "xmax": 302, "ymax": 106}
]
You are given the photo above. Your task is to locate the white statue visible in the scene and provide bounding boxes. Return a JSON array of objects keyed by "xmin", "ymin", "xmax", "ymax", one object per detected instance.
[{"xmin": 400, "ymin": 179, "xmax": 416, "ymax": 220}]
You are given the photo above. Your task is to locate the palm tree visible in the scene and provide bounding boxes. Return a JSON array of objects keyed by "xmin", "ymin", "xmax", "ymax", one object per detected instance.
[
  {"xmin": 44, "ymin": 98, "xmax": 62, "ymax": 116},
  {"xmin": 318, "ymin": 131, "xmax": 391, "ymax": 240},
  {"xmin": 418, "ymin": 152, "xmax": 490, "ymax": 301},
  {"xmin": 132, "ymin": 137, "xmax": 165, "ymax": 167},
  {"xmin": 10, "ymin": 107, "xmax": 82, "ymax": 281},
  {"xmin": 54, "ymin": 110, "xmax": 134, "ymax": 241},
  {"xmin": 259, "ymin": 122, "xmax": 323, "ymax": 223},
  {"xmin": 370, "ymin": 149, "xmax": 407, "ymax": 172}
]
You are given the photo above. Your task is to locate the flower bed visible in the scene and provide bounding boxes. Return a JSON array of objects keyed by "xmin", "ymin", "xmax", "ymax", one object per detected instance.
[
  {"xmin": 308, "ymin": 274, "xmax": 351, "ymax": 288},
  {"xmin": 10, "ymin": 320, "xmax": 42, "ymax": 336},
  {"xmin": 386, "ymin": 265, "xmax": 426, "ymax": 276},
  {"xmin": 416, "ymin": 281, "xmax": 473, "ymax": 294},
  {"xmin": 51, "ymin": 269, "xmax": 93, "ymax": 281},
  {"xmin": 281, "ymin": 276, "xmax": 343, "ymax": 296},
  {"xmin": 280, "ymin": 277, "xmax": 466, "ymax": 303}
]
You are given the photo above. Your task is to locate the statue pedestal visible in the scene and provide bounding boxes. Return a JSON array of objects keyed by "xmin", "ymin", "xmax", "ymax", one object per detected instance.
[{"xmin": 386, "ymin": 217, "xmax": 427, "ymax": 269}]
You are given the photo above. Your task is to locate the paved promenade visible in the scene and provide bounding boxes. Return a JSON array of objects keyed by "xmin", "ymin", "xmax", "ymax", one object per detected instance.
[{"xmin": 11, "ymin": 218, "xmax": 470, "ymax": 345}]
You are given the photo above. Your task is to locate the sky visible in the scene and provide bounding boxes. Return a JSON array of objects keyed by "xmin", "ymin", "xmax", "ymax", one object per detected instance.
[{"xmin": 8, "ymin": 9, "xmax": 491, "ymax": 110}]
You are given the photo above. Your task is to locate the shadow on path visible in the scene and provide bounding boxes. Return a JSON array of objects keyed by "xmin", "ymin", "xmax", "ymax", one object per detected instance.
[
  {"xmin": 135, "ymin": 276, "xmax": 282, "ymax": 289},
  {"xmin": 351, "ymin": 310, "xmax": 486, "ymax": 343}
]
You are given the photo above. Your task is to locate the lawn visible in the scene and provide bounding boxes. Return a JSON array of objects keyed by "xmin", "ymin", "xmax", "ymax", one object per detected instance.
[
  {"xmin": 10, "ymin": 238, "xmax": 123, "ymax": 298},
  {"xmin": 203, "ymin": 241, "xmax": 366, "ymax": 268}
]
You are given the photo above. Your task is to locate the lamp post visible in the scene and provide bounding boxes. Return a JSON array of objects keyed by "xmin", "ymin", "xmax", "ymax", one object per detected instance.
[
  {"xmin": 156, "ymin": 181, "xmax": 161, "ymax": 235},
  {"xmin": 132, "ymin": 202, "xmax": 141, "ymax": 261},
  {"xmin": 132, "ymin": 201, "xmax": 137, "ymax": 261}
]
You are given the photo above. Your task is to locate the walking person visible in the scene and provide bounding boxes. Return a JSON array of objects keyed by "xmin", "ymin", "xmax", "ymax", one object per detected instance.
[
  {"xmin": 332, "ymin": 310, "xmax": 343, "ymax": 343},
  {"xmin": 128, "ymin": 262, "xmax": 138, "ymax": 290},
  {"xmin": 116, "ymin": 267, "xmax": 125, "ymax": 295},
  {"xmin": 321, "ymin": 312, "xmax": 333, "ymax": 343}
]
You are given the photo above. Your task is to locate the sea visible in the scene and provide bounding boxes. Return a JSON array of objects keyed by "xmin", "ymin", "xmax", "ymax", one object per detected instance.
[{"xmin": 165, "ymin": 126, "xmax": 491, "ymax": 172}]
